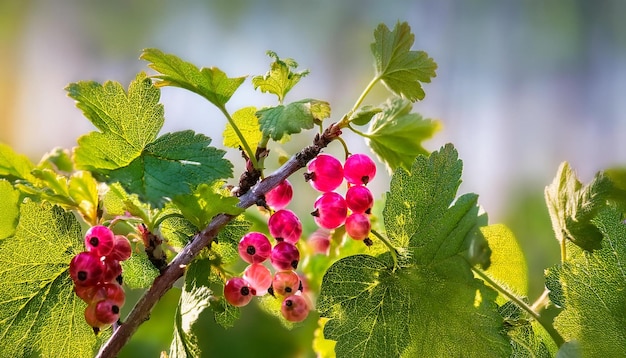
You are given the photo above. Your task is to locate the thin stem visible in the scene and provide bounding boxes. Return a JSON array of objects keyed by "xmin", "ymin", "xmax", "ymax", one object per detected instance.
[
  {"xmin": 346, "ymin": 123, "xmax": 373, "ymax": 138},
  {"xmin": 152, "ymin": 212, "xmax": 186, "ymax": 230},
  {"xmin": 337, "ymin": 76, "xmax": 380, "ymax": 127},
  {"xmin": 370, "ymin": 229, "xmax": 398, "ymax": 270},
  {"xmin": 530, "ymin": 287, "xmax": 551, "ymax": 312},
  {"xmin": 219, "ymin": 106, "xmax": 259, "ymax": 170},
  {"xmin": 471, "ymin": 267, "xmax": 565, "ymax": 348},
  {"xmin": 560, "ymin": 234, "xmax": 567, "ymax": 263},
  {"xmin": 335, "ymin": 136, "xmax": 351, "ymax": 160}
]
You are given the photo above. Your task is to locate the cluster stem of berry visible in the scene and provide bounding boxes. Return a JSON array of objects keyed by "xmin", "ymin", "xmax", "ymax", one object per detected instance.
[{"xmin": 96, "ymin": 123, "xmax": 341, "ymax": 358}]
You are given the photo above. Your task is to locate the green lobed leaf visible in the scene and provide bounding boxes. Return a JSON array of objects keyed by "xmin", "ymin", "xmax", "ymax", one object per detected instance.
[
  {"xmin": 371, "ymin": 22, "xmax": 437, "ymax": 101},
  {"xmin": 318, "ymin": 254, "xmax": 510, "ymax": 358},
  {"xmin": 120, "ymin": 251, "xmax": 159, "ymax": 289},
  {"xmin": 223, "ymin": 106, "xmax": 262, "ymax": 150},
  {"xmin": 349, "ymin": 105, "xmax": 382, "ymax": 126},
  {"xmin": 319, "ymin": 146, "xmax": 510, "ymax": 357},
  {"xmin": 0, "ymin": 142, "xmax": 35, "ymax": 182},
  {"xmin": 545, "ymin": 162, "xmax": 613, "ymax": 251},
  {"xmin": 38, "ymin": 147, "xmax": 74, "ymax": 173},
  {"xmin": 0, "ymin": 180, "xmax": 20, "ymax": 240},
  {"xmin": 481, "ymin": 224, "xmax": 528, "ymax": 298},
  {"xmin": 0, "ymin": 201, "xmax": 105, "ymax": 357},
  {"xmin": 257, "ymin": 99, "xmax": 331, "ymax": 141},
  {"xmin": 252, "ymin": 51, "xmax": 309, "ymax": 103},
  {"xmin": 499, "ymin": 301, "xmax": 556, "ymax": 358},
  {"xmin": 366, "ymin": 97, "xmax": 440, "ymax": 172},
  {"xmin": 170, "ymin": 271, "xmax": 212, "ymax": 358},
  {"xmin": 107, "ymin": 130, "xmax": 233, "ymax": 208},
  {"xmin": 547, "ymin": 208, "xmax": 626, "ymax": 356},
  {"xmin": 141, "ymin": 48, "xmax": 246, "ymax": 109},
  {"xmin": 69, "ymin": 72, "xmax": 164, "ymax": 172}
]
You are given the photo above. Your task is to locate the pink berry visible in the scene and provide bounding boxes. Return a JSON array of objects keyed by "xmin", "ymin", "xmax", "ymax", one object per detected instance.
[
  {"xmin": 271, "ymin": 270, "xmax": 301, "ymax": 297},
  {"xmin": 84, "ymin": 301, "xmax": 108, "ymax": 330},
  {"xmin": 91, "ymin": 282, "xmax": 126, "ymax": 306},
  {"xmin": 345, "ymin": 213, "xmax": 371, "ymax": 240},
  {"xmin": 305, "ymin": 154, "xmax": 344, "ymax": 192},
  {"xmin": 270, "ymin": 241, "xmax": 300, "ymax": 271},
  {"xmin": 268, "ymin": 209, "xmax": 303, "ymax": 244},
  {"xmin": 108, "ymin": 235, "xmax": 132, "ymax": 261},
  {"xmin": 265, "ymin": 180, "xmax": 293, "ymax": 210},
  {"xmin": 345, "ymin": 185, "xmax": 374, "ymax": 214},
  {"xmin": 224, "ymin": 277, "xmax": 255, "ymax": 307},
  {"xmin": 94, "ymin": 299, "xmax": 121, "ymax": 325},
  {"xmin": 307, "ymin": 228, "xmax": 331, "ymax": 255},
  {"xmin": 102, "ymin": 258, "xmax": 123, "ymax": 283},
  {"xmin": 243, "ymin": 263, "xmax": 273, "ymax": 296},
  {"xmin": 238, "ymin": 232, "xmax": 272, "ymax": 264},
  {"xmin": 344, "ymin": 153, "xmax": 376, "ymax": 185},
  {"xmin": 281, "ymin": 294, "xmax": 309, "ymax": 322},
  {"xmin": 84, "ymin": 225, "xmax": 115, "ymax": 257},
  {"xmin": 69, "ymin": 251, "xmax": 104, "ymax": 286},
  {"xmin": 311, "ymin": 192, "xmax": 348, "ymax": 229}
]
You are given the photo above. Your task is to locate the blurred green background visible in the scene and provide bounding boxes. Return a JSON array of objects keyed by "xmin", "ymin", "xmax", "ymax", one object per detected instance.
[{"xmin": 2, "ymin": 0, "xmax": 626, "ymax": 356}]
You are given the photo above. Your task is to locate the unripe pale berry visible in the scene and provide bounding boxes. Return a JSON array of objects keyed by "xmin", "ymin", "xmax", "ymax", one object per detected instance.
[
  {"xmin": 311, "ymin": 192, "xmax": 348, "ymax": 229},
  {"xmin": 243, "ymin": 263, "xmax": 273, "ymax": 296},
  {"xmin": 281, "ymin": 294, "xmax": 309, "ymax": 322},
  {"xmin": 270, "ymin": 241, "xmax": 300, "ymax": 271},
  {"xmin": 69, "ymin": 251, "xmax": 104, "ymax": 286},
  {"xmin": 345, "ymin": 213, "xmax": 371, "ymax": 241},
  {"xmin": 224, "ymin": 277, "xmax": 255, "ymax": 307},
  {"xmin": 238, "ymin": 232, "xmax": 272, "ymax": 264},
  {"xmin": 271, "ymin": 270, "xmax": 301, "ymax": 297},
  {"xmin": 305, "ymin": 154, "xmax": 344, "ymax": 192},
  {"xmin": 344, "ymin": 153, "xmax": 376, "ymax": 185},
  {"xmin": 307, "ymin": 228, "xmax": 331, "ymax": 255},
  {"xmin": 84, "ymin": 225, "xmax": 115, "ymax": 257},
  {"xmin": 265, "ymin": 180, "xmax": 293, "ymax": 210},
  {"xmin": 345, "ymin": 185, "xmax": 374, "ymax": 214},
  {"xmin": 91, "ymin": 282, "xmax": 126, "ymax": 307},
  {"xmin": 268, "ymin": 209, "xmax": 302, "ymax": 244}
]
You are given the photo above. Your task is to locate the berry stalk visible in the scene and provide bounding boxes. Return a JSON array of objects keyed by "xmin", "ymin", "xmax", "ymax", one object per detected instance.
[{"xmin": 95, "ymin": 123, "xmax": 341, "ymax": 358}]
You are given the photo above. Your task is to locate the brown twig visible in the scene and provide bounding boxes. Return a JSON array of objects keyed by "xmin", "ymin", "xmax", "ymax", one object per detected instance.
[{"xmin": 95, "ymin": 124, "xmax": 341, "ymax": 358}]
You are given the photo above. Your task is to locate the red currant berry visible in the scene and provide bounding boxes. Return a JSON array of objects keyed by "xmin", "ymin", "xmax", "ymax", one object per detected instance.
[
  {"xmin": 102, "ymin": 258, "xmax": 123, "ymax": 283},
  {"xmin": 238, "ymin": 232, "xmax": 272, "ymax": 264},
  {"xmin": 243, "ymin": 263, "xmax": 272, "ymax": 296},
  {"xmin": 311, "ymin": 192, "xmax": 348, "ymax": 229},
  {"xmin": 224, "ymin": 277, "xmax": 255, "ymax": 307},
  {"xmin": 307, "ymin": 228, "xmax": 331, "ymax": 255},
  {"xmin": 345, "ymin": 213, "xmax": 371, "ymax": 240},
  {"xmin": 345, "ymin": 185, "xmax": 374, "ymax": 214},
  {"xmin": 271, "ymin": 270, "xmax": 301, "ymax": 297},
  {"xmin": 84, "ymin": 301, "xmax": 108, "ymax": 330},
  {"xmin": 270, "ymin": 241, "xmax": 300, "ymax": 271},
  {"xmin": 94, "ymin": 299, "xmax": 121, "ymax": 325},
  {"xmin": 84, "ymin": 225, "xmax": 115, "ymax": 257},
  {"xmin": 74, "ymin": 284, "xmax": 98, "ymax": 303},
  {"xmin": 108, "ymin": 235, "xmax": 132, "ymax": 261},
  {"xmin": 281, "ymin": 294, "xmax": 309, "ymax": 322},
  {"xmin": 69, "ymin": 251, "xmax": 104, "ymax": 286},
  {"xmin": 268, "ymin": 209, "xmax": 302, "ymax": 244},
  {"xmin": 305, "ymin": 154, "xmax": 344, "ymax": 192},
  {"xmin": 91, "ymin": 282, "xmax": 126, "ymax": 307},
  {"xmin": 265, "ymin": 180, "xmax": 293, "ymax": 210},
  {"xmin": 344, "ymin": 153, "xmax": 376, "ymax": 185}
]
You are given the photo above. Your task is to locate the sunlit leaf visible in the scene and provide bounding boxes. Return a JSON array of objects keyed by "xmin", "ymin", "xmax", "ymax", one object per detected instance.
[
  {"xmin": 252, "ymin": 51, "xmax": 309, "ymax": 103},
  {"xmin": 257, "ymin": 99, "xmax": 331, "ymax": 141},
  {"xmin": 223, "ymin": 106, "xmax": 262, "ymax": 150}
]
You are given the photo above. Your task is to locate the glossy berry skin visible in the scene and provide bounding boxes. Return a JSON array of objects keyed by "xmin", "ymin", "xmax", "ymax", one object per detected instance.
[
  {"xmin": 69, "ymin": 251, "xmax": 104, "ymax": 286},
  {"xmin": 224, "ymin": 277, "xmax": 255, "ymax": 307},
  {"xmin": 265, "ymin": 180, "xmax": 293, "ymax": 210},
  {"xmin": 311, "ymin": 192, "xmax": 348, "ymax": 229},
  {"xmin": 345, "ymin": 185, "xmax": 374, "ymax": 214},
  {"xmin": 270, "ymin": 241, "xmax": 300, "ymax": 271},
  {"xmin": 92, "ymin": 282, "xmax": 126, "ymax": 306},
  {"xmin": 271, "ymin": 270, "xmax": 301, "ymax": 297},
  {"xmin": 84, "ymin": 301, "xmax": 108, "ymax": 330},
  {"xmin": 102, "ymin": 258, "xmax": 123, "ymax": 283},
  {"xmin": 281, "ymin": 294, "xmax": 309, "ymax": 322},
  {"xmin": 243, "ymin": 263, "xmax": 272, "ymax": 296},
  {"xmin": 108, "ymin": 235, "xmax": 132, "ymax": 261},
  {"xmin": 344, "ymin": 153, "xmax": 376, "ymax": 185},
  {"xmin": 84, "ymin": 225, "xmax": 115, "ymax": 257},
  {"xmin": 305, "ymin": 154, "xmax": 344, "ymax": 192},
  {"xmin": 268, "ymin": 209, "xmax": 302, "ymax": 244},
  {"xmin": 94, "ymin": 299, "xmax": 121, "ymax": 325},
  {"xmin": 238, "ymin": 232, "xmax": 272, "ymax": 264},
  {"xmin": 345, "ymin": 213, "xmax": 371, "ymax": 241}
]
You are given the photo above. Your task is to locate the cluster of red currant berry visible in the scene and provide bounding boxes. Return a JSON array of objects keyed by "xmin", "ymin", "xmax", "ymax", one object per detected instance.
[
  {"xmin": 307, "ymin": 153, "xmax": 376, "ymax": 246},
  {"xmin": 69, "ymin": 225, "xmax": 132, "ymax": 333},
  {"xmin": 224, "ymin": 180, "xmax": 311, "ymax": 322}
]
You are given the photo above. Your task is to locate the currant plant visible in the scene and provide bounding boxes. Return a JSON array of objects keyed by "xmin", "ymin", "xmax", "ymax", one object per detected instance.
[{"xmin": 0, "ymin": 21, "xmax": 624, "ymax": 358}]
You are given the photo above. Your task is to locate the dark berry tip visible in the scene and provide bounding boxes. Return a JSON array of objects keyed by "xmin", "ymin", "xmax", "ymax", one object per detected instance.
[
  {"xmin": 92, "ymin": 327, "xmax": 100, "ymax": 335},
  {"xmin": 363, "ymin": 237, "xmax": 373, "ymax": 247},
  {"xmin": 310, "ymin": 209, "xmax": 320, "ymax": 217},
  {"xmin": 291, "ymin": 260, "xmax": 299, "ymax": 269},
  {"xmin": 285, "ymin": 299, "xmax": 293, "ymax": 307},
  {"xmin": 268, "ymin": 286, "xmax": 275, "ymax": 297},
  {"xmin": 116, "ymin": 274, "xmax": 123, "ymax": 285},
  {"xmin": 365, "ymin": 208, "xmax": 372, "ymax": 215},
  {"xmin": 303, "ymin": 172, "xmax": 315, "ymax": 182},
  {"xmin": 112, "ymin": 305, "xmax": 120, "ymax": 314},
  {"xmin": 89, "ymin": 237, "xmax": 99, "ymax": 246},
  {"xmin": 246, "ymin": 245, "xmax": 256, "ymax": 255},
  {"xmin": 361, "ymin": 176, "xmax": 370, "ymax": 185},
  {"xmin": 298, "ymin": 280, "xmax": 304, "ymax": 292},
  {"xmin": 241, "ymin": 287, "xmax": 250, "ymax": 296},
  {"xmin": 285, "ymin": 287, "xmax": 292, "ymax": 293},
  {"xmin": 77, "ymin": 271, "xmax": 88, "ymax": 281}
]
